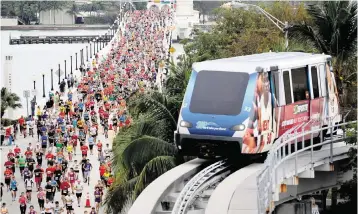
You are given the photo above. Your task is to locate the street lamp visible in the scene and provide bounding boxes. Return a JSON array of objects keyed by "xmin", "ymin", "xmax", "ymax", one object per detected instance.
[
  {"xmin": 90, "ymin": 42, "xmax": 92, "ymax": 58},
  {"xmin": 70, "ymin": 56, "xmax": 73, "ymax": 74},
  {"xmin": 58, "ymin": 64, "xmax": 61, "ymax": 85},
  {"xmin": 96, "ymin": 37, "xmax": 99, "ymax": 53},
  {"xmin": 50, "ymin": 69, "xmax": 54, "ymax": 90},
  {"xmin": 33, "ymin": 77, "xmax": 36, "ymax": 102},
  {"xmin": 86, "ymin": 46, "xmax": 89, "ymax": 62},
  {"xmin": 42, "ymin": 73, "xmax": 45, "ymax": 98},
  {"xmin": 232, "ymin": 1, "xmax": 289, "ymax": 49},
  {"xmin": 64, "ymin": 60, "xmax": 67, "ymax": 79},
  {"xmin": 93, "ymin": 39, "xmax": 96, "ymax": 55},
  {"xmin": 75, "ymin": 52, "xmax": 78, "ymax": 70}
]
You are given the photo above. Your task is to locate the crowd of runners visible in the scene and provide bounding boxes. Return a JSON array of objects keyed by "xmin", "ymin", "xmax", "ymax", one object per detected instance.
[{"xmin": 1, "ymin": 8, "xmax": 172, "ymax": 214}]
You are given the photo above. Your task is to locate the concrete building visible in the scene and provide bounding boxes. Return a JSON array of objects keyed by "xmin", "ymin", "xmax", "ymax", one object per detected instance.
[
  {"xmin": 39, "ymin": 9, "xmax": 75, "ymax": 25},
  {"xmin": 0, "ymin": 17, "xmax": 18, "ymax": 26},
  {"xmin": 147, "ymin": 0, "xmax": 200, "ymax": 40}
]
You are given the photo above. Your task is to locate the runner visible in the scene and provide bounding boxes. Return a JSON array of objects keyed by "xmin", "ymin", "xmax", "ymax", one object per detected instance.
[
  {"xmin": 34, "ymin": 165, "xmax": 44, "ymax": 191},
  {"xmin": 37, "ymin": 187, "xmax": 46, "ymax": 210},
  {"xmin": 24, "ymin": 177, "xmax": 34, "ymax": 202},
  {"xmin": 82, "ymin": 159, "xmax": 92, "ymax": 185},
  {"xmin": 93, "ymin": 187, "xmax": 101, "ymax": 213},
  {"xmin": 10, "ymin": 176, "xmax": 18, "ymax": 201},
  {"xmin": 19, "ymin": 192, "xmax": 27, "ymax": 214},
  {"xmin": 65, "ymin": 192, "xmax": 75, "ymax": 214},
  {"xmin": 74, "ymin": 180, "xmax": 83, "ymax": 207}
]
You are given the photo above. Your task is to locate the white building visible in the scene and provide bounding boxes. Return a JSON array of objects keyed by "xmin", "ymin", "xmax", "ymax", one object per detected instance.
[{"xmin": 40, "ymin": 9, "xmax": 75, "ymax": 25}]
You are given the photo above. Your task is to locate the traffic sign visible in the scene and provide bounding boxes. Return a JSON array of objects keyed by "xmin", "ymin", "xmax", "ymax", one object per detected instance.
[
  {"xmin": 31, "ymin": 89, "xmax": 37, "ymax": 96},
  {"xmin": 23, "ymin": 90, "xmax": 30, "ymax": 98},
  {"xmin": 169, "ymin": 47, "xmax": 176, "ymax": 53}
]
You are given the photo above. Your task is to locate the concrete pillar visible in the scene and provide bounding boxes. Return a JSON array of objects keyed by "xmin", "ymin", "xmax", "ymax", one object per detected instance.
[{"xmin": 3, "ymin": 56, "xmax": 14, "ymax": 119}]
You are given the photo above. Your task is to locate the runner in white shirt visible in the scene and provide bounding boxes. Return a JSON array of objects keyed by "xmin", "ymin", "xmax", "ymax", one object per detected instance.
[
  {"xmin": 74, "ymin": 180, "xmax": 83, "ymax": 207},
  {"xmin": 65, "ymin": 192, "xmax": 75, "ymax": 213},
  {"xmin": 44, "ymin": 199, "xmax": 54, "ymax": 214}
]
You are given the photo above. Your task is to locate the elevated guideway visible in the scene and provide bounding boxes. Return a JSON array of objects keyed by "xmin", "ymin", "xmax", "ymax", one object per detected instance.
[
  {"xmin": 205, "ymin": 120, "xmax": 357, "ymax": 214},
  {"xmin": 128, "ymin": 119, "xmax": 356, "ymax": 214},
  {"xmin": 128, "ymin": 158, "xmax": 209, "ymax": 214}
]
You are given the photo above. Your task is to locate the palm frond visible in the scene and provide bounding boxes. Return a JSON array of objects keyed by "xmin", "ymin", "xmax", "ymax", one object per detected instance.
[
  {"xmin": 133, "ymin": 156, "xmax": 177, "ymax": 197},
  {"xmin": 121, "ymin": 135, "xmax": 177, "ymax": 173},
  {"xmin": 105, "ymin": 176, "xmax": 138, "ymax": 213}
]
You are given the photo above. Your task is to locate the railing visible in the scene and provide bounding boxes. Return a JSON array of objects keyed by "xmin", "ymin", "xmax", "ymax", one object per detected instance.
[{"xmin": 257, "ymin": 115, "xmax": 357, "ymax": 214}]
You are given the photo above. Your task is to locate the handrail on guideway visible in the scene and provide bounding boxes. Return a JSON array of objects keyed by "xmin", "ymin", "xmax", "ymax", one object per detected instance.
[{"xmin": 257, "ymin": 117, "xmax": 357, "ymax": 214}]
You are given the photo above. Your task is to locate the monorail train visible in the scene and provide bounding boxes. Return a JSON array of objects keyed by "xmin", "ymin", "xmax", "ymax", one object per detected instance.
[{"xmin": 174, "ymin": 52, "xmax": 341, "ymax": 158}]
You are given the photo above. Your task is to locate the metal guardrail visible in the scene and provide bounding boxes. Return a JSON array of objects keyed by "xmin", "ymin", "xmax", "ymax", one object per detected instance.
[
  {"xmin": 257, "ymin": 115, "xmax": 357, "ymax": 214},
  {"xmin": 171, "ymin": 160, "xmax": 229, "ymax": 214}
]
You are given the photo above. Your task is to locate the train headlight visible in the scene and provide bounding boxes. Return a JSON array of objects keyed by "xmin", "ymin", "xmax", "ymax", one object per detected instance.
[
  {"xmin": 180, "ymin": 120, "xmax": 192, "ymax": 128},
  {"xmin": 231, "ymin": 124, "xmax": 245, "ymax": 131}
]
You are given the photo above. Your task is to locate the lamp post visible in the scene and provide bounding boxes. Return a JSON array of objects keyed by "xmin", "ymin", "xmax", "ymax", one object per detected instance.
[
  {"xmin": 90, "ymin": 43, "xmax": 92, "ymax": 58},
  {"xmin": 70, "ymin": 56, "xmax": 73, "ymax": 74},
  {"xmin": 75, "ymin": 53, "xmax": 78, "ymax": 70},
  {"xmin": 50, "ymin": 69, "xmax": 54, "ymax": 90},
  {"xmin": 58, "ymin": 64, "xmax": 61, "ymax": 85},
  {"xmin": 232, "ymin": 2, "xmax": 289, "ymax": 49},
  {"xmin": 96, "ymin": 37, "xmax": 99, "ymax": 52},
  {"xmin": 86, "ymin": 46, "xmax": 89, "ymax": 62},
  {"xmin": 33, "ymin": 78, "xmax": 36, "ymax": 102},
  {"xmin": 93, "ymin": 39, "xmax": 96, "ymax": 55},
  {"xmin": 98, "ymin": 36, "xmax": 102, "ymax": 50},
  {"xmin": 64, "ymin": 60, "xmax": 67, "ymax": 79},
  {"xmin": 42, "ymin": 73, "xmax": 45, "ymax": 98}
]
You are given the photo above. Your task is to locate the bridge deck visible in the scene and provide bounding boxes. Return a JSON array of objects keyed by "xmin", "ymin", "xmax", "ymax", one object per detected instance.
[{"xmin": 9, "ymin": 35, "xmax": 111, "ymax": 45}]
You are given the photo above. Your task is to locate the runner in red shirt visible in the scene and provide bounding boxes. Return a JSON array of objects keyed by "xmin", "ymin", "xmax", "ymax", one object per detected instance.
[
  {"xmin": 106, "ymin": 175, "xmax": 114, "ymax": 188},
  {"xmin": 45, "ymin": 166, "xmax": 55, "ymax": 182},
  {"xmin": 24, "ymin": 148, "xmax": 33, "ymax": 157},
  {"xmin": 45, "ymin": 151, "xmax": 55, "ymax": 166},
  {"xmin": 33, "ymin": 165, "xmax": 44, "ymax": 191},
  {"xmin": 14, "ymin": 145, "xmax": 21, "ymax": 159},
  {"xmin": 60, "ymin": 178, "xmax": 71, "ymax": 204},
  {"xmin": 81, "ymin": 144, "xmax": 89, "ymax": 158},
  {"xmin": 4, "ymin": 168, "xmax": 13, "ymax": 191}
]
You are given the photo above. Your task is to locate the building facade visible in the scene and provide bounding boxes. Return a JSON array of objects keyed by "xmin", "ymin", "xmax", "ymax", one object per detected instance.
[{"xmin": 40, "ymin": 9, "xmax": 75, "ymax": 25}]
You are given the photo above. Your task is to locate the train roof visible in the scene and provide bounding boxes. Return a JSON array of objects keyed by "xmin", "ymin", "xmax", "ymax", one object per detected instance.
[{"xmin": 192, "ymin": 52, "xmax": 331, "ymax": 74}]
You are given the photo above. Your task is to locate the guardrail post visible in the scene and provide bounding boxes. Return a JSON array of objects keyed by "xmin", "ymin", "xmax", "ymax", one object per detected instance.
[
  {"xmin": 295, "ymin": 131, "xmax": 298, "ymax": 176},
  {"xmin": 310, "ymin": 131, "xmax": 313, "ymax": 167},
  {"xmin": 330, "ymin": 118, "xmax": 333, "ymax": 163}
]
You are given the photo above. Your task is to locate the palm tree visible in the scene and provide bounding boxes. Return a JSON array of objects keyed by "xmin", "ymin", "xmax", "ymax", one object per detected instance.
[
  {"xmin": 48, "ymin": 1, "xmax": 66, "ymax": 25},
  {"xmin": 105, "ymin": 111, "xmax": 178, "ymax": 213},
  {"xmin": 288, "ymin": 1, "xmax": 357, "ymax": 96},
  {"xmin": 67, "ymin": 2, "xmax": 79, "ymax": 24},
  {"xmin": 165, "ymin": 55, "xmax": 193, "ymax": 99},
  {"xmin": 1, "ymin": 87, "xmax": 22, "ymax": 118}
]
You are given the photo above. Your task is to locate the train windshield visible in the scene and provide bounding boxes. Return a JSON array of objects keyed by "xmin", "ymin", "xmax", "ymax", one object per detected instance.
[{"xmin": 189, "ymin": 70, "xmax": 249, "ymax": 115}]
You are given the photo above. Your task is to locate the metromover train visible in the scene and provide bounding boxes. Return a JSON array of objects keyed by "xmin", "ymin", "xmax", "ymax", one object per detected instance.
[{"xmin": 174, "ymin": 52, "xmax": 341, "ymax": 158}]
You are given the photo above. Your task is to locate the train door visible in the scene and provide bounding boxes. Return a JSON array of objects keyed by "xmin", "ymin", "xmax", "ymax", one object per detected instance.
[
  {"xmin": 308, "ymin": 64, "xmax": 324, "ymax": 133},
  {"xmin": 279, "ymin": 66, "xmax": 311, "ymax": 136}
]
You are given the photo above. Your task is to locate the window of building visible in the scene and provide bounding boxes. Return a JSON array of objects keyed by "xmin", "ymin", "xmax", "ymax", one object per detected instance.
[
  {"xmin": 311, "ymin": 66, "xmax": 320, "ymax": 98},
  {"xmin": 291, "ymin": 67, "xmax": 309, "ymax": 102},
  {"xmin": 283, "ymin": 70, "xmax": 292, "ymax": 104}
]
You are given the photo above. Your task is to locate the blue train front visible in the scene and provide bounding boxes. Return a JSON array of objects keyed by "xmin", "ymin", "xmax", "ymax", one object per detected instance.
[{"xmin": 174, "ymin": 56, "xmax": 272, "ymax": 158}]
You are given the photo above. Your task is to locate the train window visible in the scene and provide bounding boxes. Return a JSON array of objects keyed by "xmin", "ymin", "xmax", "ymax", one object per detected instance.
[
  {"xmin": 189, "ymin": 71, "xmax": 249, "ymax": 115},
  {"xmin": 319, "ymin": 64, "xmax": 327, "ymax": 97},
  {"xmin": 283, "ymin": 70, "xmax": 292, "ymax": 104},
  {"xmin": 272, "ymin": 72, "xmax": 281, "ymax": 106},
  {"xmin": 291, "ymin": 67, "xmax": 309, "ymax": 102},
  {"xmin": 311, "ymin": 66, "xmax": 320, "ymax": 98}
]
